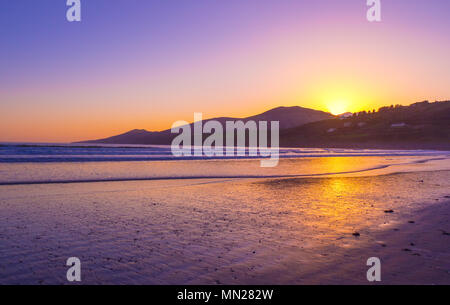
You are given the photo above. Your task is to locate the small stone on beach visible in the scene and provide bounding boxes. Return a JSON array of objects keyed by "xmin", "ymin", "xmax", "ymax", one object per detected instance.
[
  {"xmin": 352, "ymin": 232, "xmax": 360, "ymax": 237},
  {"xmin": 440, "ymin": 230, "xmax": 450, "ymax": 236}
]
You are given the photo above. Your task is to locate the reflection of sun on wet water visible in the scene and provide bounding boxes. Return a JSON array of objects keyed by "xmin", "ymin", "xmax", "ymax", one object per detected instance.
[
  {"xmin": 277, "ymin": 157, "xmax": 372, "ymax": 227},
  {"xmin": 258, "ymin": 175, "xmax": 391, "ymax": 240},
  {"xmin": 319, "ymin": 157, "xmax": 351, "ymax": 174},
  {"xmin": 0, "ymin": 169, "xmax": 449, "ymax": 284},
  {"xmin": 316, "ymin": 178, "xmax": 374, "ymax": 227},
  {"xmin": 259, "ymin": 170, "xmax": 445, "ymax": 246}
]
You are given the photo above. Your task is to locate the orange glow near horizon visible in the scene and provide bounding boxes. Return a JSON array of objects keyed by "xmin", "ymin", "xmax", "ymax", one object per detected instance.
[
  {"xmin": 0, "ymin": 95, "xmax": 444, "ymax": 143},
  {"xmin": 1, "ymin": 2, "xmax": 449, "ymax": 143}
]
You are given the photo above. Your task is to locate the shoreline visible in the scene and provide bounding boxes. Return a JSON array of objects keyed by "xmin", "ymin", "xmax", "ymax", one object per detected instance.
[
  {"xmin": 0, "ymin": 170, "xmax": 449, "ymax": 284},
  {"xmin": 2, "ymin": 141, "xmax": 450, "ymax": 152},
  {"xmin": 292, "ymin": 198, "xmax": 450, "ymax": 284},
  {"xmin": 1, "ymin": 157, "xmax": 450, "ymax": 186}
]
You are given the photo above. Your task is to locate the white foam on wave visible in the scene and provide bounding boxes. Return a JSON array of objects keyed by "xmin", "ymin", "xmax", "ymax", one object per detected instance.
[{"xmin": 0, "ymin": 143, "xmax": 448, "ymax": 163}]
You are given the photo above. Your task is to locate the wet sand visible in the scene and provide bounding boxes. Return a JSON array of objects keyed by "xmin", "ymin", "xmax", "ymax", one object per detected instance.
[{"xmin": 0, "ymin": 170, "xmax": 449, "ymax": 284}]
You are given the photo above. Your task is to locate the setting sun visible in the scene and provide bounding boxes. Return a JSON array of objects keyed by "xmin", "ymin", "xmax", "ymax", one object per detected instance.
[{"xmin": 327, "ymin": 100, "xmax": 350, "ymax": 115}]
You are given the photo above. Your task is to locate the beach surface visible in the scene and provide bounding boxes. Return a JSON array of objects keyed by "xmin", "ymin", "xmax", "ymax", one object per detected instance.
[{"xmin": 1, "ymin": 157, "xmax": 449, "ymax": 284}]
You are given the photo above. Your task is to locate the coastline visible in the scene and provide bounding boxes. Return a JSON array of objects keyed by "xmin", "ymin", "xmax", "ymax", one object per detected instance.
[
  {"xmin": 2, "ymin": 141, "xmax": 450, "ymax": 152},
  {"xmin": 251, "ymin": 196, "xmax": 450, "ymax": 285},
  {"xmin": 0, "ymin": 169, "xmax": 449, "ymax": 284}
]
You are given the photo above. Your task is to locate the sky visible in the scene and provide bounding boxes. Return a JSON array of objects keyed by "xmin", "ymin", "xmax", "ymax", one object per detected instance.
[{"xmin": 1, "ymin": 0, "xmax": 449, "ymax": 142}]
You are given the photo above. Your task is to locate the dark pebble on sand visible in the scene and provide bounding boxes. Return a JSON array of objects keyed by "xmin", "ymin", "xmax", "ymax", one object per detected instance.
[
  {"xmin": 402, "ymin": 248, "xmax": 412, "ymax": 252},
  {"xmin": 384, "ymin": 210, "xmax": 394, "ymax": 213},
  {"xmin": 352, "ymin": 232, "xmax": 360, "ymax": 237},
  {"xmin": 408, "ymin": 221, "xmax": 415, "ymax": 224},
  {"xmin": 444, "ymin": 195, "xmax": 450, "ymax": 198},
  {"xmin": 410, "ymin": 243, "xmax": 415, "ymax": 246}
]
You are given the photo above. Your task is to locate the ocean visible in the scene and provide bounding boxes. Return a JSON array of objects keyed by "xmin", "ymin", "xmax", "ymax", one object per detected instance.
[
  {"xmin": 1, "ymin": 143, "xmax": 450, "ymax": 284},
  {"xmin": 0, "ymin": 143, "xmax": 449, "ymax": 185}
]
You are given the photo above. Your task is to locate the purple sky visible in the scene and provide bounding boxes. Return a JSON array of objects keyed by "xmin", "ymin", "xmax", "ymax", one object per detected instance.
[{"xmin": 1, "ymin": 0, "xmax": 449, "ymax": 142}]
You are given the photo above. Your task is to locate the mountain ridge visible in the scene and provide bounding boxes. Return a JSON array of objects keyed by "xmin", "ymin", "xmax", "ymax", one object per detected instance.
[
  {"xmin": 78, "ymin": 106, "xmax": 334, "ymax": 144},
  {"xmin": 77, "ymin": 101, "xmax": 450, "ymax": 149}
]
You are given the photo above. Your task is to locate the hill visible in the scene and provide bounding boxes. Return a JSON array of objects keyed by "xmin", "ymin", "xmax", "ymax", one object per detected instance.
[
  {"xmin": 280, "ymin": 100, "xmax": 450, "ymax": 150},
  {"xmin": 78, "ymin": 106, "xmax": 334, "ymax": 145}
]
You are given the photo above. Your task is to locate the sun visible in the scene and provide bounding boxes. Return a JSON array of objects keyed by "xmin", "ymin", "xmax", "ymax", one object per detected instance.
[{"xmin": 327, "ymin": 100, "xmax": 349, "ymax": 115}]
